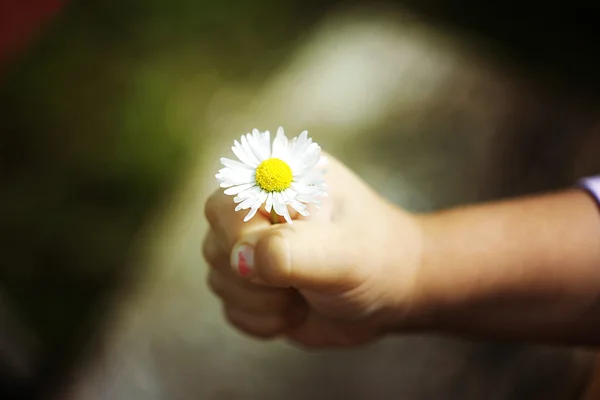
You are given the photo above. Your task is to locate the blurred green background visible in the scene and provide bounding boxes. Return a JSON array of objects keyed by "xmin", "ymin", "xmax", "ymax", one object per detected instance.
[
  {"xmin": 0, "ymin": 1, "xmax": 337, "ymax": 396},
  {"xmin": 1, "ymin": 1, "xmax": 600, "ymax": 399}
]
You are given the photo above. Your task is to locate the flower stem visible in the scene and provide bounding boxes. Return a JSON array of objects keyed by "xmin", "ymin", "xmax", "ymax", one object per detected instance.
[{"xmin": 270, "ymin": 209, "xmax": 279, "ymax": 224}]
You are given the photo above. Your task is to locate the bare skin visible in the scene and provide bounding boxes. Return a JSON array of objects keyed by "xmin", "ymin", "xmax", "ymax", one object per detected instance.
[
  {"xmin": 203, "ymin": 155, "xmax": 600, "ymax": 348},
  {"xmin": 416, "ymin": 189, "xmax": 600, "ymax": 344}
]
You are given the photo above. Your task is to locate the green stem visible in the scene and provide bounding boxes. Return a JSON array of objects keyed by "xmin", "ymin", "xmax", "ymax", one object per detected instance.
[{"xmin": 270, "ymin": 209, "xmax": 280, "ymax": 224}]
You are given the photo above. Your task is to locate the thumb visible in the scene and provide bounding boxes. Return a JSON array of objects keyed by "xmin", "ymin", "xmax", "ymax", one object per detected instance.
[{"xmin": 230, "ymin": 222, "xmax": 371, "ymax": 292}]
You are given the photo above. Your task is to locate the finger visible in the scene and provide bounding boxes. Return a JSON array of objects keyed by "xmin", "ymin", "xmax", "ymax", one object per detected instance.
[
  {"xmin": 230, "ymin": 221, "xmax": 376, "ymax": 292},
  {"xmin": 204, "ymin": 229, "xmax": 270, "ymax": 287},
  {"xmin": 204, "ymin": 189, "xmax": 271, "ymax": 251},
  {"xmin": 206, "ymin": 186, "xmax": 327, "ymax": 239},
  {"xmin": 257, "ymin": 200, "xmax": 333, "ymax": 223},
  {"xmin": 202, "ymin": 230, "xmax": 230, "ymax": 270},
  {"xmin": 223, "ymin": 306, "xmax": 288, "ymax": 339},
  {"xmin": 207, "ymin": 269, "xmax": 297, "ymax": 314}
]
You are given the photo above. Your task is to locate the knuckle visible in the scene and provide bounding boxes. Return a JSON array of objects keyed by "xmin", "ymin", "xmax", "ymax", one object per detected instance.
[
  {"xmin": 201, "ymin": 235, "xmax": 221, "ymax": 267},
  {"xmin": 242, "ymin": 292, "xmax": 293, "ymax": 315},
  {"xmin": 223, "ymin": 307, "xmax": 285, "ymax": 338},
  {"xmin": 254, "ymin": 231, "xmax": 292, "ymax": 286},
  {"xmin": 207, "ymin": 272, "xmax": 226, "ymax": 298}
]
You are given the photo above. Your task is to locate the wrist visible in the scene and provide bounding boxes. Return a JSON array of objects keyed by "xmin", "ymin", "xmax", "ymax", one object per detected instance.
[
  {"xmin": 380, "ymin": 207, "xmax": 472, "ymax": 333},
  {"xmin": 375, "ymin": 206, "xmax": 435, "ymax": 331},
  {"xmin": 383, "ymin": 190, "xmax": 600, "ymax": 343}
]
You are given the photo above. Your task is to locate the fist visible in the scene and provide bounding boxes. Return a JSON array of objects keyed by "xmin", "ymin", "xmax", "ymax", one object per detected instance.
[{"xmin": 202, "ymin": 155, "xmax": 423, "ymax": 348}]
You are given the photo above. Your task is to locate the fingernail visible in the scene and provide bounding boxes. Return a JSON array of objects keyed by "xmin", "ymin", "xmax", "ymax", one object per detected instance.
[{"xmin": 232, "ymin": 243, "xmax": 254, "ymax": 277}]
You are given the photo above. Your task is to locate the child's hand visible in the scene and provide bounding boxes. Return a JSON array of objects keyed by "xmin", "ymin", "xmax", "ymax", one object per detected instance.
[{"xmin": 203, "ymin": 155, "xmax": 424, "ymax": 348}]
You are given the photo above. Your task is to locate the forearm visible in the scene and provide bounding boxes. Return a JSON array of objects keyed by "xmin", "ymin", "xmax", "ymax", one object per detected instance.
[{"xmin": 416, "ymin": 189, "xmax": 600, "ymax": 345}]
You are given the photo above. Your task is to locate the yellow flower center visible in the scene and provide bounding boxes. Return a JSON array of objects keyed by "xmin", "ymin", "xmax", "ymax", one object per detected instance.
[{"xmin": 255, "ymin": 158, "xmax": 293, "ymax": 192}]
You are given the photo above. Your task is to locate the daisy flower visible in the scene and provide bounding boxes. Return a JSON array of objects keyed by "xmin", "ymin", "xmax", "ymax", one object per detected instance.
[{"xmin": 216, "ymin": 127, "xmax": 327, "ymax": 223}]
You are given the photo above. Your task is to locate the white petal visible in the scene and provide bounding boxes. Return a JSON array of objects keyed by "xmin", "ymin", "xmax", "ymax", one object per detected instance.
[
  {"xmin": 272, "ymin": 193, "xmax": 293, "ymax": 224},
  {"xmin": 233, "ymin": 189, "xmax": 255, "ymax": 203},
  {"xmin": 216, "ymin": 168, "xmax": 254, "ymax": 184},
  {"xmin": 273, "ymin": 193, "xmax": 285, "ymax": 215},
  {"xmin": 281, "ymin": 204, "xmax": 292, "ymax": 224},
  {"xmin": 271, "ymin": 127, "xmax": 289, "ymax": 159},
  {"xmin": 290, "ymin": 147, "xmax": 319, "ymax": 175},
  {"xmin": 278, "ymin": 189, "xmax": 289, "ymax": 203},
  {"xmin": 290, "ymin": 200, "xmax": 309, "ymax": 217},
  {"xmin": 244, "ymin": 206, "xmax": 259, "ymax": 222},
  {"xmin": 224, "ymin": 183, "xmax": 255, "ymax": 196},
  {"xmin": 247, "ymin": 130, "xmax": 260, "ymax": 159},
  {"xmin": 291, "ymin": 131, "xmax": 310, "ymax": 157},
  {"xmin": 316, "ymin": 156, "xmax": 328, "ymax": 169},
  {"xmin": 235, "ymin": 195, "xmax": 261, "ymax": 211},
  {"xmin": 248, "ymin": 130, "xmax": 268, "ymax": 162},
  {"xmin": 262, "ymin": 130, "xmax": 271, "ymax": 158},
  {"xmin": 290, "ymin": 137, "xmax": 298, "ymax": 153},
  {"xmin": 249, "ymin": 129, "xmax": 268, "ymax": 161},
  {"xmin": 219, "ymin": 181, "xmax": 236, "ymax": 188},
  {"xmin": 232, "ymin": 141, "xmax": 258, "ymax": 167},
  {"xmin": 291, "ymin": 183, "xmax": 323, "ymax": 201},
  {"xmin": 241, "ymin": 134, "xmax": 261, "ymax": 165},
  {"xmin": 288, "ymin": 196, "xmax": 307, "ymax": 210},
  {"xmin": 249, "ymin": 185, "xmax": 262, "ymax": 196},
  {"xmin": 216, "ymin": 177, "xmax": 254, "ymax": 188},
  {"xmin": 297, "ymin": 144, "xmax": 320, "ymax": 172},
  {"xmin": 291, "ymin": 182, "xmax": 314, "ymax": 194},
  {"xmin": 281, "ymin": 188, "xmax": 297, "ymax": 203},
  {"xmin": 221, "ymin": 180, "xmax": 255, "ymax": 189},
  {"xmin": 220, "ymin": 157, "xmax": 253, "ymax": 170},
  {"xmin": 294, "ymin": 170, "xmax": 325, "ymax": 186},
  {"xmin": 257, "ymin": 189, "xmax": 268, "ymax": 205},
  {"xmin": 296, "ymin": 194, "xmax": 321, "ymax": 204},
  {"xmin": 235, "ymin": 187, "xmax": 266, "ymax": 210}
]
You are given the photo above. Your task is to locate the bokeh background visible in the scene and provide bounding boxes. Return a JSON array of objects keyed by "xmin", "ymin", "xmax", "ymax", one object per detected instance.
[{"xmin": 2, "ymin": 1, "xmax": 600, "ymax": 399}]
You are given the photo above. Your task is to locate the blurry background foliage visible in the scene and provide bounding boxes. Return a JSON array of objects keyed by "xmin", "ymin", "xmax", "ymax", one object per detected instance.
[{"xmin": 0, "ymin": 0, "xmax": 337, "ymax": 395}]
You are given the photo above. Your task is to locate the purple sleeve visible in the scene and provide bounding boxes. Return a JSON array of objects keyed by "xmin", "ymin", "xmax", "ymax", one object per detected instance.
[{"xmin": 578, "ymin": 175, "xmax": 600, "ymax": 207}]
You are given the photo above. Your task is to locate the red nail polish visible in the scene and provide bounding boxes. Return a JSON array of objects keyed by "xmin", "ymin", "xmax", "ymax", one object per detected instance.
[
  {"xmin": 233, "ymin": 244, "xmax": 254, "ymax": 277},
  {"xmin": 238, "ymin": 252, "xmax": 251, "ymax": 277}
]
